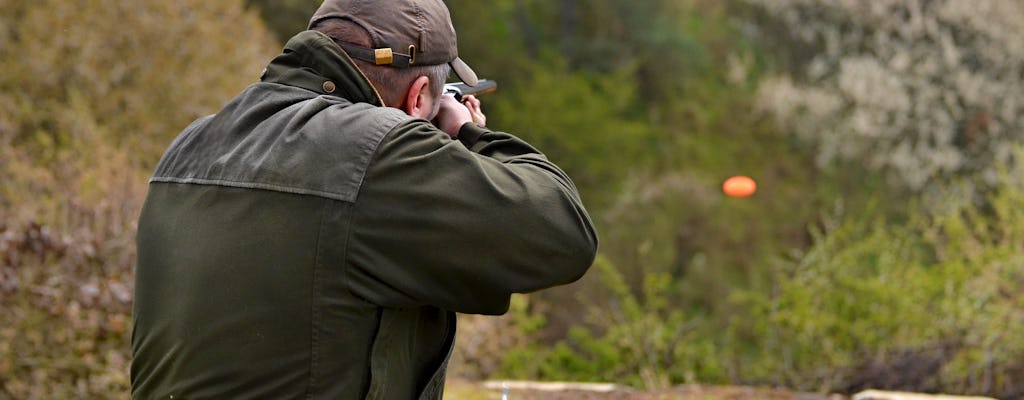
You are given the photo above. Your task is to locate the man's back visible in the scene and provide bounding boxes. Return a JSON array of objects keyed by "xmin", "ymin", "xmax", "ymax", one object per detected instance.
[
  {"xmin": 132, "ymin": 78, "xmax": 435, "ymax": 398},
  {"xmin": 132, "ymin": 31, "xmax": 597, "ymax": 399}
]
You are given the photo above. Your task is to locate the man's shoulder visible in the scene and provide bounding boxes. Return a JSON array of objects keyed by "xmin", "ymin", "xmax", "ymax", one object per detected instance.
[{"xmin": 150, "ymin": 83, "xmax": 414, "ymax": 203}]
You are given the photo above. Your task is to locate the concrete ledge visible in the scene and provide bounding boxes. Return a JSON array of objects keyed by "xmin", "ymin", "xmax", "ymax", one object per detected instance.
[
  {"xmin": 853, "ymin": 389, "xmax": 997, "ymax": 400},
  {"xmin": 483, "ymin": 380, "xmax": 624, "ymax": 393}
]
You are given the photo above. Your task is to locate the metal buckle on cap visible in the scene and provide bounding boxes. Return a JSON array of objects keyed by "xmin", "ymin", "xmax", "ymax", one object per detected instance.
[
  {"xmin": 374, "ymin": 48, "xmax": 394, "ymax": 65},
  {"xmin": 408, "ymin": 45, "xmax": 417, "ymax": 65}
]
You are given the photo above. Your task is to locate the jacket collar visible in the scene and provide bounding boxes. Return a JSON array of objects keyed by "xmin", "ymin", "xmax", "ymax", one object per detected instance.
[{"xmin": 261, "ymin": 30, "xmax": 385, "ymax": 107}]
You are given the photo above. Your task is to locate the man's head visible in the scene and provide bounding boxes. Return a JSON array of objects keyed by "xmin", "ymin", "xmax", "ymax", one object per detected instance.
[{"xmin": 309, "ymin": 0, "xmax": 478, "ymax": 119}]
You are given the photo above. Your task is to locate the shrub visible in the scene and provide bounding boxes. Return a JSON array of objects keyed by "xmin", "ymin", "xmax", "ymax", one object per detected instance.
[
  {"xmin": 729, "ymin": 157, "xmax": 1024, "ymax": 399},
  {"xmin": 497, "ymin": 256, "xmax": 726, "ymax": 389},
  {"xmin": 0, "ymin": 0, "xmax": 276, "ymax": 397}
]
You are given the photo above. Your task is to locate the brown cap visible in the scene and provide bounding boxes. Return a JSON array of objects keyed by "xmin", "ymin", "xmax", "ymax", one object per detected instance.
[{"xmin": 309, "ymin": 0, "xmax": 479, "ymax": 86}]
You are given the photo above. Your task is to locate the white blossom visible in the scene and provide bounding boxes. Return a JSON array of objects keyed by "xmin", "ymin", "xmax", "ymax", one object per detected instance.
[{"xmin": 750, "ymin": 0, "xmax": 1024, "ymax": 189}]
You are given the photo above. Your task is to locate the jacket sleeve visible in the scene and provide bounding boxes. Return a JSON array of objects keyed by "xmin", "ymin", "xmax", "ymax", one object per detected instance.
[{"xmin": 345, "ymin": 121, "xmax": 599, "ymax": 315}]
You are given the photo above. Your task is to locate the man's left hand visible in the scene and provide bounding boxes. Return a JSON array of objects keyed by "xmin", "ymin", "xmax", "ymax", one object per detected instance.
[{"xmin": 434, "ymin": 94, "xmax": 486, "ymax": 138}]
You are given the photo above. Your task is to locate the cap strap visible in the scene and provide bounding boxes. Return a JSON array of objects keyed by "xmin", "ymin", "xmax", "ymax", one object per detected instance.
[{"xmin": 338, "ymin": 42, "xmax": 414, "ymax": 68}]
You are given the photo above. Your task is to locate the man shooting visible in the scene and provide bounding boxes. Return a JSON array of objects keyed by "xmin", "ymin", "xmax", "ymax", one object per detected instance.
[{"xmin": 130, "ymin": 0, "xmax": 598, "ymax": 398}]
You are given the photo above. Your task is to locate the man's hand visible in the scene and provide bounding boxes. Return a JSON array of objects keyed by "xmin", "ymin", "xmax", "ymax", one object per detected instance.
[
  {"xmin": 462, "ymin": 95, "xmax": 486, "ymax": 127},
  {"xmin": 434, "ymin": 94, "xmax": 486, "ymax": 138}
]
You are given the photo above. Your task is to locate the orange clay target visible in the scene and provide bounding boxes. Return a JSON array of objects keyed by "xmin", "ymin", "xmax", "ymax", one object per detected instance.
[{"xmin": 723, "ymin": 176, "xmax": 757, "ymax": 198}]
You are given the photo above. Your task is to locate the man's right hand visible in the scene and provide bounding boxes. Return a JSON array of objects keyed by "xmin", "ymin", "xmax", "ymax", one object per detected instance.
[{"xmin": 434, "ymin": 94, "xmax": 486, "ymax": 138}]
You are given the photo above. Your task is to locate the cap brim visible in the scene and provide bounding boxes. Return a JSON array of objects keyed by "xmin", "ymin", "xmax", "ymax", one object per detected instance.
[{"xmin": 450, "ymin": 57, "xmax": 479, "ymax": 86}]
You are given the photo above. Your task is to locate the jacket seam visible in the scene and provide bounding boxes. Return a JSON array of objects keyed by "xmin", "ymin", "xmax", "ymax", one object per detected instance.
[
  {"xmin": 340, "ymin": 113, "xmax": 410, "ymax": 301},
  {"xmin": 342, "ymin": 118, "xmax": 406, "ymax": 400},
  {"xmin": 306, "ymin": 198, "xmax": 330, "ymax": 399},
  {"xmin": 336, "ymin": 201, "xmax": 361, "ymax": 301},
  {"xmin": 149, "ymin": 176, "xmax": 357, "ymax": 203},
  {"xmin": 349, "ymin": 115, "xmax": 414, "ymax": 202}
]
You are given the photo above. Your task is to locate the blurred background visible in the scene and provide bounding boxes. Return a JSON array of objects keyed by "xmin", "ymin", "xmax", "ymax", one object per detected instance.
[{"xmin": 1, "ymin": 0, "xmax": 1022, "ymax": 398}]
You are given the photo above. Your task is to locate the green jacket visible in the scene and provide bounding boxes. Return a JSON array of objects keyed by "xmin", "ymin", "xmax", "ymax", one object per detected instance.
[{"xmin": 131, "ymin": 31, "xmax": 598, "ymax": 399}]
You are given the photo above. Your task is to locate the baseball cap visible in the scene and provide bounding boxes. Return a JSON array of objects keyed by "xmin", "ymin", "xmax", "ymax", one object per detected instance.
[{"xmin": 309, "ymin": 0, "xmax": 479, "ymax": 86}]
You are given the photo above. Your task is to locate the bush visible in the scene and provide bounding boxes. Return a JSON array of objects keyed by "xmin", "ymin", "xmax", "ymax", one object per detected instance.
[
  {"xmin": 496, "ymin": 256, "xmax": 726, "ymax": 389},
  {"xmin": 0, "ymin": 0, "xmax": 276, "ymax": 397},
  {"xmin": 729, "ymin": 157, "xmax": 1024, "ymax": 399}
]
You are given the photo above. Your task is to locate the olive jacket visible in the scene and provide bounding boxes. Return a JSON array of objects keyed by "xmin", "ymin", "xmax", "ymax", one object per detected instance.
[{"xmin": 130, "ymin": 31, "xmax": 598, "ymax": 399}]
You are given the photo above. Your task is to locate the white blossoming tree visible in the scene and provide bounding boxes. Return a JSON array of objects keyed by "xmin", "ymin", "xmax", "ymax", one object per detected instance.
[{"xmin": 750, "ymin": 0, "xmax": 1024, "ymax": 190}]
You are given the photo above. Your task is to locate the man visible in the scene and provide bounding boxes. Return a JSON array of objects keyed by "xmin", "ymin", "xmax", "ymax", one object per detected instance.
[{"xmin": 131, "ymin": 0, "xmax": 598, "ymax": 398}]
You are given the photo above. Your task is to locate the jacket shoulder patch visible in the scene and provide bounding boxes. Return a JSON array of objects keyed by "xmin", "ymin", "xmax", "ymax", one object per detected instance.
[{"xmin": 151, "ymin": 84, "xmax": 411, "ymax": 202}]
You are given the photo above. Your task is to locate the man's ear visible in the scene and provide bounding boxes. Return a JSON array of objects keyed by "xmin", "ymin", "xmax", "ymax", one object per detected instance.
[{"xmin": 403, "ymin": 75, "xmax": 433, "ymax": 118}]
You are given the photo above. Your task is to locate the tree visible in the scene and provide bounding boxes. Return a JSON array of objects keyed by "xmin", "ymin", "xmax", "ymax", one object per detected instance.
[
  {"xmin": 749, "ymin": 0, "xmax": 1024, "ymax": 190},
  {"xmin": 244, "ymin": 0, "xmax": 321, "ymax": 42}
]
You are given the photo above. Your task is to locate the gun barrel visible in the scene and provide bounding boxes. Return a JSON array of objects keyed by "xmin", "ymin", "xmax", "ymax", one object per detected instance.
[{"xmin": 444, "ymin": 79, "xmax": 497, "ymax": 101}]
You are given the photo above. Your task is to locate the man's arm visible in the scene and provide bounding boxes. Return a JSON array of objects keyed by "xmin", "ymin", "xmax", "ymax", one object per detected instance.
[{"xmin": 345, "ymin": 102, "xmax": 598, "ymax": 315}]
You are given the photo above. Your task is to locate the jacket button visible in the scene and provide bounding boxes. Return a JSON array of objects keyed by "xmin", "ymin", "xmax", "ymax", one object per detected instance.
[{"xmin": 323, "ymin": 81, "xmax": 336, "ymax": 93}]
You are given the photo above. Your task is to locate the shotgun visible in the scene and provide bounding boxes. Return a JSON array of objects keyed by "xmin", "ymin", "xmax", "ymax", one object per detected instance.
[{"xmin": 444, "ymin": 79, "xmax": 497, "ymax": 102}]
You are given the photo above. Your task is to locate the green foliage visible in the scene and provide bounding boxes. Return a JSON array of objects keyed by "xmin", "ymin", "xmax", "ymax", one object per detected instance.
[
  {"xmin": 499, "ymin": 257, "xmax": 726, "ymax": 389},
  {"xmin": 0, "ymin": 0, "xmax": 277, "ymax": 398},
  {"xmin": 0, "ymin": 0, "xmax": 275, "ymax": 165},
  {"xmin": 487, "ymin": 63, "xmax": 656, "ymax": 206},
  {"xmin": 728, "ymin": 160, "xmax": 1024, "ymax": 398},
  {"xmin": 244, "ymin": 0, "xmax": 321, "ymax": 42},
  {"xmin": 436, "ymin": 1, "xmax": 915, "ymax": 392},
  {"xmin": 7, "ymin": 0, "xmax": 1018, "ymax": 397}
]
